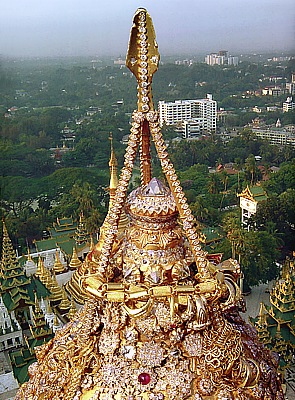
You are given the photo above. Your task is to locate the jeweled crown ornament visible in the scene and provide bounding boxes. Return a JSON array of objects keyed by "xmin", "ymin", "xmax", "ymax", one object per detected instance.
[{"xmin": 15, "ymin": 8, "xmax": 284, "ymax": 400}]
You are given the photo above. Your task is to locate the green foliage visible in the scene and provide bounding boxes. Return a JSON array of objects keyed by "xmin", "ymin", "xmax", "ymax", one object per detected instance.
[
  {"xmin": 0, "ymin": 57, "xmax": 294, "ymax": 268},
  {"xmin": 263, "ymin": 160, "xmax": 295, "ymax": 194},
  {"xmin": 218, "ymin": 211, "xmax": 281, "ymax": 286}
]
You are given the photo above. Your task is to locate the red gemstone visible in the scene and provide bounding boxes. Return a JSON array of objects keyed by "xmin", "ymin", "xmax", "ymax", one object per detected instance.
[{"xmin": 138, "ymin": 372, "xmax": 151, "ymax": 385}]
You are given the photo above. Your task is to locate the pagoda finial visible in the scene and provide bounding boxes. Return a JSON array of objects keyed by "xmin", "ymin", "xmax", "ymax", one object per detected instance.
[
  {"xmin": 53, "ymin": 250, "xmax": 65, "ymax": 274},
  {"xmin": 109, "ymin": 132, "xmax": 119, "ymax": 191},
  {"xmin": 89, "ymin": 235, "xmax": 95, "ymax": 251},
  {"xmin": 126, "ymin": 8, "xmax": 160, "ymax": 186},
  {"xmin": 67, "ymin": 296, "xmax": 77, "ymax": 320},
  {"xmin": 275, "ymin": 322, "xmax": 283, "ymax": 339},
  {"xmin": 69, "ymin": 248, "xmax": 82, "ymax": 270},
  {"xmin": 35, "ymin": 256, "xmax": 43, "ymax": 277},
  {"xmin": 2, "ymin": 219, "xmax": 9, "ymax": 238},
  {"xmin": 58, "ymin": 286, "xmax": 71, "ymax": 311},
  {"xmin": 27, "ymin": 248, "xmax": 32, "ymax": 262},
  {"xmin": 81, "ymin": 7, "xmax": 211, "ymax": 284},
  {"xmin": 257, "ymin": 302, "xmax": 266, "ymax": 326},
  {"xmin": 79, "ymin": 211, "xmax": 84, "ymax": 223},
  {"xmin": 34, "ymin": 292, "xmax": 42, "ymax": 315}
]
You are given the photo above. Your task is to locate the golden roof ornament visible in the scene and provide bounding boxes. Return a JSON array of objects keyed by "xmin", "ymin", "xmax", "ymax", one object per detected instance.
[
  {"xmin": 69, "ymin": 247, "xmax": 82, "ymax": 269},
  {"xmin": 58, "ymin": 286, "xmax": 71, "ymax": 312},
  {"xmin": 15, "ymin": 8, "xmax": 283, "ymax": 400},
  {"xmin": 35, "ymin": 255, "xmax": 43, "ymax": 278},
  {"xmin": 67, "ymin": 296, "xmax": 78, "ymax": 320},
  {"xmin": 53, "ymin": 249, "xmax": 65, "ymax": 274},
  {"xmin": 27, "ymin": 247, "xmax": 33, "ymax": 262},
  {"xmin": 48, "ymin": 270, "xmax": 63, "ymax": 304}
]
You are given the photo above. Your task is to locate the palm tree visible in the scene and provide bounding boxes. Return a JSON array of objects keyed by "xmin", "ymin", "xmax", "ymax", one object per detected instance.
[
  {"xmin": 245, "ymin": 154, "xmax": 256, "ymax": 186},
  {"xmin": 191, "ymin": 195, "xmax": 209, "ymax": 222},
  {"xmin": 70, "ymin": 182, "xmax": 94, "ymax": 216},
  {"xmin": 233, "ymin": 157, "xmax": 243, "ymax": 192},
  {"xmin": 219, "ymin": 171, "xmax": 229, "ymax": 211},
  {"xmin": 207, "ymin": 173, "xmax": 221, "ymax": 195}
]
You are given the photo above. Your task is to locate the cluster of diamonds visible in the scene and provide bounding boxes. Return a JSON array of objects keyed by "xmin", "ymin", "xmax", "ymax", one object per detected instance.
[
  {"xmin": 96, "ymin": 114, "xmax": 142, "ymax": 275},
  {"xmin": 145, "ymin": 111, "xmax": 211, "ymax": 279},
  {"xmin": 137, "ymin": 11, "xmax": 151, "ymax": 113}
]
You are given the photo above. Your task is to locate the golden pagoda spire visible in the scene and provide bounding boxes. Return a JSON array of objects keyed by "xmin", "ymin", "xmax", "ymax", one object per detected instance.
[
  {"xmin": 52, "ymin": 314, "xmax": 62, "ymax": 333},
  {"xmin": 33, "ymin": 292, "xmax": 42, "ymax": 316},
  {"xmin": 0, "ymin": 220, "xmax": 33, "ymax": 311},
  {"xmin": 109, "ymin": 132, "xmax": 119, "ymax": 195},
  {"xmin": 89, "ymin": 235, "xmax": 95, "ymax": 251},
  {"xmin": 46, "ymin": 300, "xmax": 53, "ymax": 314},
  {"xmin": 65, "ymin": 259, "xmax": 89, "ymax": 304},
  {"xmin": 53, "ymin": 250, "xmax": 65, "ymax": 274},
  {"xmin": 67, "ymin": 297, "xmax": 77, "ymax": 320},
  {"xmin": 257, "ymin": 302, "xmax": 266, "ymax": 327},
  {"xmin": 36, "ymin": 256, "xmax": 51, "ymax": 289},
  {"xmin": 48, "ymin": 270, "xmax": 63, "ymax": 304},
  {"xmin": 27, "ymin": 248, "xmax": 32, "ymax": 262},
  {"xmin": 69, "ymin": 247, "xmax": 82, "ymax": 270},
  {"xmin": 35, "ymin": 256, "xmax": 43, "ymax": 278},
  {"xmin": 58, "ymin": 286, "xmax": 71, "ymax": 312}
]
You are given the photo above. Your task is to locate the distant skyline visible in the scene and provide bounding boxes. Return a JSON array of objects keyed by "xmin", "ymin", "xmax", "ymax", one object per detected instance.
[{"xmin": 1, "ymin": 0, "xmax": 295, "ymax": 58}]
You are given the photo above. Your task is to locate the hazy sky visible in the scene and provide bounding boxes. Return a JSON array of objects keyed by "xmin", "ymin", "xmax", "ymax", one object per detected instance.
[{"xmin": 1, "ymin": 0, "xmax": 294, "ymax": 57}]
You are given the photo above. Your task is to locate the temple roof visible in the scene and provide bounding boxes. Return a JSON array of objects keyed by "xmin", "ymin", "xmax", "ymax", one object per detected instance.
[{"xmin": 238, "ymin": 184, "xmax": 268, "ymax": 202}]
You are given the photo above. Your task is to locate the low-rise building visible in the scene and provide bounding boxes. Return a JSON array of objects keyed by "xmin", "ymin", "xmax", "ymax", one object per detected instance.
[{"xmin": 253, "ymin": 128, "xmax": 295, "ymax": 147}]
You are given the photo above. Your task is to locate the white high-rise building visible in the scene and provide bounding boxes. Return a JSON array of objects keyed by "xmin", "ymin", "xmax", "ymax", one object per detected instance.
[
  {"xmin": 283, "ymin": 96, "xmax": 295, "ymax": 112},
  {"xmin": 205, "ymin": 51, "xmax": 238, "ymax": 66},
  {"xmin": 158, "ymin": 95, "xmax": 217, "ymax": 138}
]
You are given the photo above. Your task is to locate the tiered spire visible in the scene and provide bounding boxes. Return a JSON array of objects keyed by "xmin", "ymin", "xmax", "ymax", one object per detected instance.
[
  {"xmin": 74, "ymin": 212, "xmax": 89, "ymax": 246},
  {"xmin": 57, "ymin": 286, "xmax": 71, "ymax": 313},
  {"xmin": 0, "ymin": 221, "xmax": 34, "ymax": 313},
  {"xmin": 47, "ymin": 271, "xmax": 63, "ymax": 304},
  {"xmin": 254, "ymin": 302, "xmax": 272, "ymax": 346},
  {"xmin": 67, "ymin": 297, "xmax": 77, "ymax": 320},
  {"xmin": 251, "ymin": 255, "xmax": 295, "ymax": 371},
  {"xmin": 69, "ymin": 247, "xmax": 82, "ymax": 270},
  {"xmin": 53, "ymin": 250, "xmax": 65, "ymax": 274},
  {"xmin": 29, "ymin": 294, "xmax": 53, "ymax": 342},
  {"xmin": 24, "ymin": 248, "xmax": 37, "ymax": 275},
  {"xmin": 65, "ymin": 258, "xmax": 89, "ymax": 304},
  {"xmin": 52, "ymin": 314, "xmax": 62, "ymax": 333}
]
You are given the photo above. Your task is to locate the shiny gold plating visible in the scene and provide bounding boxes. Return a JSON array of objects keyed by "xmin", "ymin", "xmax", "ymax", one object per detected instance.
[{"xmin": 15, "ymin": 8, "xmax": 283, "ymax": 400}]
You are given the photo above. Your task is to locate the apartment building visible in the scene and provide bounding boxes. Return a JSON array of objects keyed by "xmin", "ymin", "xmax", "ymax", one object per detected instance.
[
  {"xmin": 205, "ymin": 51, "xmax": 239, "ymax": 66},
  {"xmin": 253, "ymin": 128, "xmax": 295, "ymax": 147},
  {"xmin": 283, "ymin": 97, "xmax": 295, "ymax": 112},
  {"xmin": 158, "ymin": 95, "xmax": 217, "ymax": 138}
]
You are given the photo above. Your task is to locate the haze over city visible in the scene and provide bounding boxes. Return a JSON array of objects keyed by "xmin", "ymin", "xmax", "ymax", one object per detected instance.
[{"xmin": 1, "ymin": 0, "xmax": 295, "ymax": 58}]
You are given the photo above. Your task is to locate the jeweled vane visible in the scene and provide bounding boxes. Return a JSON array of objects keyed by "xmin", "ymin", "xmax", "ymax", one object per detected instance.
[{"xmin": 126, "ymin": 8, "xmax": 159, "ymax": 113}]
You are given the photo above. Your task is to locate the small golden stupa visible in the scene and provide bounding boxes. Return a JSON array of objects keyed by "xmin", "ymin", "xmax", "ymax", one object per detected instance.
[
  {"xmin": 53, "ymin": 249, "xmax": 65, "ymax": 274},
  {"xmin": 15, "ymin": 9, "xmax": 283, "ymax": 400}
]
